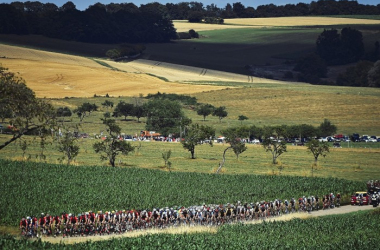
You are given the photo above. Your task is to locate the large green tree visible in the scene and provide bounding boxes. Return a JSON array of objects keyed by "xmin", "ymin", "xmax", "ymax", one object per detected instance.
[
  {"xmin": 113, "ymin": 101, "xmax": 134, "ymax": 120},
  {"xmin": 181, "ymin": 123, "xmax": 215, "ymax": 159},
  {"xmin": 318, "ymin": 119, "xmax": 337, "ymax": 137},
  {"xmin": 0, "ymin": 65, "xmax": 56, "ymax": 150},
  {"xmin": 144, "ymin": 99, "xmax": 188, "ymax": 136}
]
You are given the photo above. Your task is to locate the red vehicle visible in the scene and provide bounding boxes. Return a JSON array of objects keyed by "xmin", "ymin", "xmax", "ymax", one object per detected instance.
[{"xmin": 351, "ymin": 192, "xmax": 370, "ymax": 205}]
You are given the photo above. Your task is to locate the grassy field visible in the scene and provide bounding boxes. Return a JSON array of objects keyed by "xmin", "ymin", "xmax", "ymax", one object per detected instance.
[{"xmin": 1, "ymin": 131, "xmax": 379, "ymax": 182}]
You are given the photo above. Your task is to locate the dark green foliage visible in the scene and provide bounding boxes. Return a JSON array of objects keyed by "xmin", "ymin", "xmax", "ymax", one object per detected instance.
[
  {"xmin": 316, "ymin": 28, "xmax": 364, "ymax": 66},
  {"xmin": 307, "ymin": 139, "xmax": 330, "ymax": 163},
  {"xmin": 57, "ymin": 131, "xmax": 80, "ymax": 165},
  {"xmin": 188, "ymin": 11, "xmax": 203, "ymax": 22},
  {"xmin": 367, "ymin": 60, "xmax": 380, "ymax": 87},
  {"xmin": 101, "ymin": 100, "xmax": 113, "ymax": 110},
  {"xmin": 318, "ymin": 119, "xmax": 337, "ymax": 137},
  {"xmin": 188, "ymin": 29, "xmax": 199, "ymax": 38},
  {"xmin": 294, "ymin": 53, "xmax": 327, "ymax": 84},
  {"xmin": 196, "ymin": 104, "xmax": 215, "ymax": 121},
  {"xmin": 262, "ymin": 126, "xmax": 288, "ymax": 164},
  {"xmin": 0, "ymin": 159, "xmax": 365, "ymax": 226},
  {"xmin": 181, "ymin": 123, "xmax": 215, "ymax": 159},
  {"xmin": 106, "ymin": 44, "xmax": 146, "ymax": 59},
  {"xmin": 204, "ymin": 17, "xmax": 224, "ymax": 24},
  {"xmin": 336, "ymin": 61, "xmax": 374, "ymax": 87},
  {"xmin": 0, "ymin": 65, "xmax": 56, "ymax": 150},
  {"xmin": 177, "ymin": 32, "xmax": 192, "ymax": 39},
  {"xmin": 56, "ymin": 107, "xmax": 72, "ymax": 117},
  {"xmin": 213, "ymin": 106, "xmax": 228, "ymax": 122},
  {"xmin": 238, "ymin": 115, "xmax": 248, "ymax": 124},
  {"xmin": 74, "ymin": 103, "xmax": 98, "ymax": 122},
  {"xmin": 93, "ymin": 118, "xmax": 134, "ymax": 167},
  {"xmin": 145, "ymin": 92, "xmax": 197, "ymax": 105},
  {"xmin": 143, "ymin": 99, "xmax": 187, "ymax": 136},
  {"xmin": 113, "ymin": 101, "xmax": 134, "ymax": 120}
]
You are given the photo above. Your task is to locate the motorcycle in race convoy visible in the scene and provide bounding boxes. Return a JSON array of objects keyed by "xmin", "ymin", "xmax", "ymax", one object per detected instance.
[{"xmin": 372, "ymin": 193, "xmax": 379, "ymax": 208}]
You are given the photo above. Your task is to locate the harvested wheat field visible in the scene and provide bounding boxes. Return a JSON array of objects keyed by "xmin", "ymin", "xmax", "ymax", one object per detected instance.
[
  {"xmin": 173, "ymin": 20, "xmax": 250, "ymax": 32},
  {"xmin": 174, "ymin": 17, "xmax": 380, "ymax": 32},
  {"xmin": 99, "ymin": 59, "xmax": 284, "ymax": 84},
  {"xmin": 224, "ymin": 16, "xmax": 380, "ymax": 27},
  {"xmin": 0, "ymin": 44, "xmax": 230, "ymax": 98}
]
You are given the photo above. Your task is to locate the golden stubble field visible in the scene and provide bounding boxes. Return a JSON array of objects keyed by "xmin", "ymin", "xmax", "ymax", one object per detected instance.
[
  {"xmin": 173, "ymin": 16, "xmax": 380, "ymax": 32},
  {"xmin": 0, "ymin": 44, "xmax": 229, "ymax": 98}
]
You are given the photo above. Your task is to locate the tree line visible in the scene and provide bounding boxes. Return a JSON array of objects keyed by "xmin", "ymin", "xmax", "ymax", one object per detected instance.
[
  {"xmin": 1, "ymin": 1, "xmax": 379, "ymax": 43},
  {"xmin": 0, "ymin": 1, "xmax": 177, "ymax": 43}
]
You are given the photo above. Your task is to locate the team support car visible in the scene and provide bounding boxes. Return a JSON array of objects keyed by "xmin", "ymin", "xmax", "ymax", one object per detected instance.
[{"xmin": 351, "ymin": 192, "xmax": 370, "ymax": 205}]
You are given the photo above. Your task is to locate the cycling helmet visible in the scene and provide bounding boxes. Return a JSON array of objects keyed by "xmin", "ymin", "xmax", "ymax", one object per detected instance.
[{"xmin": 69, "ymin": 213, "xmax": 72, "ymax": 217}]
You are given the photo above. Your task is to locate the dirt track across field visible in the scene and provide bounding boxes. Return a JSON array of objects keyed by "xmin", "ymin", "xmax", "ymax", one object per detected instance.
[{"xmin": 41, "ymin": 205, "xmax": 376, "ymax": 245}]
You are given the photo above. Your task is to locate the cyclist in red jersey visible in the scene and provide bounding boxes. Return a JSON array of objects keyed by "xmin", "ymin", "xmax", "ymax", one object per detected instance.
[{"xmin": 19, "ymin": 217, "xmax": 28, "ymax": 234}]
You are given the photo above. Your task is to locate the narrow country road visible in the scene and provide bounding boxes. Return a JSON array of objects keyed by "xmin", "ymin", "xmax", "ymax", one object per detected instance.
[{"xmin": 40, "ymin": 204, "xmax": 377, "ymax": 245}]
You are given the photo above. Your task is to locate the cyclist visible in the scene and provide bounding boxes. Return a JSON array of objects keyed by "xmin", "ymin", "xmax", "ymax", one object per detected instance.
[{"xmin": 19, "ymin": 217, "xmax": 28, "ymax": 235}]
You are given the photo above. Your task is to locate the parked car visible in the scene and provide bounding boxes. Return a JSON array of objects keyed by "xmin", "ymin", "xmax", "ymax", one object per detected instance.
[
  {"xmin": 351, "ymin": 192, "xmax": 370, "ymax": 205},
  {"xmin": 318, "ymin": 137, "xmax": 328, "ymax": 142}
]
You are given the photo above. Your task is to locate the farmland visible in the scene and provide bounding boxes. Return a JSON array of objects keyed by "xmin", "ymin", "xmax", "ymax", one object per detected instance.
[
  {"xmin": 1, "ymin": 15, "xmax": 380, "ymax": 247},
  {"xmin": 1, "ymin": 209, "xmax": 380, "ymax": 248}
]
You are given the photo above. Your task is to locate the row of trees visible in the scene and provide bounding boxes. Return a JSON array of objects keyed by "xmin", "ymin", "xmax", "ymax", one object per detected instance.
[
  {"xmin": 0, "ymin": 2, "xmax": 176, "ymax": 43},
  {"xmin": 1, "ymin": 1, "xmax": 379, "ymax": 42}
]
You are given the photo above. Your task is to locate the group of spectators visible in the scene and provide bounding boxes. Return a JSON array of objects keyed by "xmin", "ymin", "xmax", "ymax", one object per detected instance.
[{"xmin": 20, "ymin": 193, "xmax": 341, "ymax": 238}]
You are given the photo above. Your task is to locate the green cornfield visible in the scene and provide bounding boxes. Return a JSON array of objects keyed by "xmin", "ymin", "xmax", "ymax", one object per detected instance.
[
  {"xmin": 1, "ymin": 209, "xmax": 379, "ymax": 249},
  {"xmin": 0, "ymin": 159, "xmax": 365, "ymax": 226}
]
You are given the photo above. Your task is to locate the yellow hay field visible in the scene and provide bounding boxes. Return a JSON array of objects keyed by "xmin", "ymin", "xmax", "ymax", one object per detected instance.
[
  {"xmin": 174, "ymin": 17, "xmax": 380, "ymax": 32},
  {"xmin": 0, "ymin": 44, "xmax": 233, "ymax": 98},
  {"xmin": 99, "ymin": 59, "xmax": 284, "ymax": 84},
  {"xmin": 224, "ymin": 16, "xmax": 380, "ymax": 27},
  {"xmin": 0, "ymin": 44, "xmax": 101, "ymax": 68},
  {"xmin": 173, "ymin": 20, "xmax": 250, "ymax": 32},
  {"xmin": 0, "ymin": 58, "xmax": 227, "ymax": 98}
]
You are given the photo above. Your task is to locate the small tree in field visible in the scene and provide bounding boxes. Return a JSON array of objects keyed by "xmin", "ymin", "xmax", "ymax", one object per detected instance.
[
  {"xmin": 216, "ymin": 127, "xmax": 248, "ymax": 174},
  {"xmin": 213, "ymin": 106, "xmax": 228, "ymax": 122},
  {"xmin": 238, "ymin": 115, "xmax": 248, "ymax": 125},
  {"xmin": 57, "ymin": 130, "xmax": 80, "ymax": 165},
  {"xmin": 162, "ymin": 149, "xmax": 172, "ymax": 171},
  {"xmin": 306, "ymin": 139, "xmax": 330, "ymax": 176},
  {"xmin": 182, "ymin": 123, "xmax": 215, "ymax": 159},
  {"xmin": 196, "ymin": 104, "xmax": 214, "ymax": 121},
  {"xmin": 262, "ymin": 126, "xmax": 287, "ymax": 164},
  {"xmin": 93, "ymin": 117, "xmax": 134, "ymax": 167}
]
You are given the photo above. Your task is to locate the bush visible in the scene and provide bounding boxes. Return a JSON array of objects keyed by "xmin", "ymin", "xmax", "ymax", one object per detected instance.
[
  {"xmin": 177, "ymin": 32, "xmax": 192, "ymax": 39},
  {"xmin": 189, "ymin": 29, "xmax": 199, "ymax": 38}
]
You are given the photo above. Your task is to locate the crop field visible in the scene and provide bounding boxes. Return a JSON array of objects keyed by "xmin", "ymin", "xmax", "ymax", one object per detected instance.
[
  {"xmin": 0, "ymin": 44, "xmax": 226, "ymax": 98},
  {"xmin": 0, "ymin": 159, "xmax": 366, "ymax": 225},
  {"xmin": 222, "ymin": 16, "xmax": 380, "ymax": 27},
  {"xmin": 1, "ymin": 15, "xmax": 380, "ymax": 247},
  {"xmin": 173, "ymin": 16, "xmax": 380, "ymax": 32}
]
